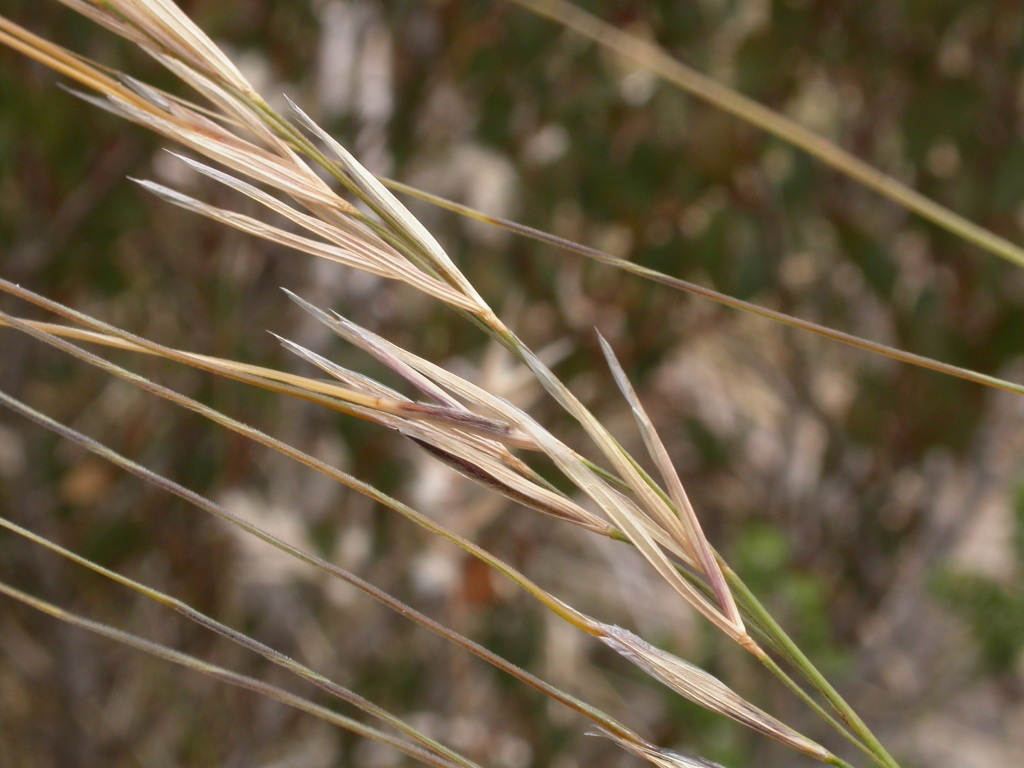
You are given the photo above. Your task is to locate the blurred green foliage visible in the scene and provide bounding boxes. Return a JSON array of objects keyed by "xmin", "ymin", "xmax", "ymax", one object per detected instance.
[{"xmin": 933, "ymin": 484, "xmax": 1024, "ymax": 675}]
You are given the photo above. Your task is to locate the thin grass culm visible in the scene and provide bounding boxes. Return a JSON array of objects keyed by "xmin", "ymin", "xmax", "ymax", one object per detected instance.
[{"xmin": 8, "ymin": 2, "xmax": 1016, "ymax": 768}]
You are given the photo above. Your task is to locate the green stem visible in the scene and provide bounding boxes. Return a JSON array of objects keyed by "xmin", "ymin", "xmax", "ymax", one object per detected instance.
[
  {"xmin": 723, "ymin": 562, "xmax": 902, "ymax": 768},
  {"xmin": 757, "ymin": 649, "xmax": 880, "ymax": 766},
  {"xmin": 658, "ymin": 550, "xmax": 884, "ymax": 765}
]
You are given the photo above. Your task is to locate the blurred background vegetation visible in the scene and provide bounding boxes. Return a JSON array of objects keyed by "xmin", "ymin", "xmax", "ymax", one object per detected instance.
[{"xmin": 2, "ymin": 1, "xmax": 1024, "ymax": 766}]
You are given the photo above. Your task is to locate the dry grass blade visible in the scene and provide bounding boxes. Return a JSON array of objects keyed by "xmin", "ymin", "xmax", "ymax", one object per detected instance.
[
  {"xmin": 284, "ymin": 291, "xmax": 538, "ymax": 433},
  {"xmin": 272, "ymin": 324, "xmax": 613, "ymax": 535},
  {"xmin": 58, "ymin": 0, "xmax": 256, "ymax": 96},
  {"xmin": 132, "ymin": 177, "xmax": 477, "ymax": 309},
  {"xmin": 2, "ymin": 12, "xmax": 489, "ymax": 317},
  {"xmin": 600, "ymin": 625, "xmax": 835, "ymax": 763},
  {"xmin": 516, "ymin": 416, "xmax": 743, "ymax": 641},
  {"xmin": 597, "ymin": 334, "xmax": 742, "ymax": 632},
  {"xmin": 280, "ymin": 291, "xmax": 546, "ymax": 452},
  {"xmin": 152, "ymin": 52, "xmax": 295, "ymax": 155},
  {"xmin": 279, "ymin": 291, "xmax": 465, "ymax": 411},
  {"xmin": 286, "ymin": 97, "xmax": 491, "ymax": 315},
  {"xmin": 592, "ymin": 730, "xmax": 726, "ymax": 768},
  {"xmin": 404, "ymin": 435, "xmax": 613, "ymax": 533},
  {"xmin": 104, "ymin": 93, "xmax": 354, "ymax": 216},
  {"xmin": 0, "ymin": 315, "xmax": 498, "ymax": 435},
  {"xmin": 271, "ymin": 332, "xmax": 549, "ymax": 460},
  {"xmin": 168, "ymin": 154, "xmax": 427, "ymax": 284}
]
